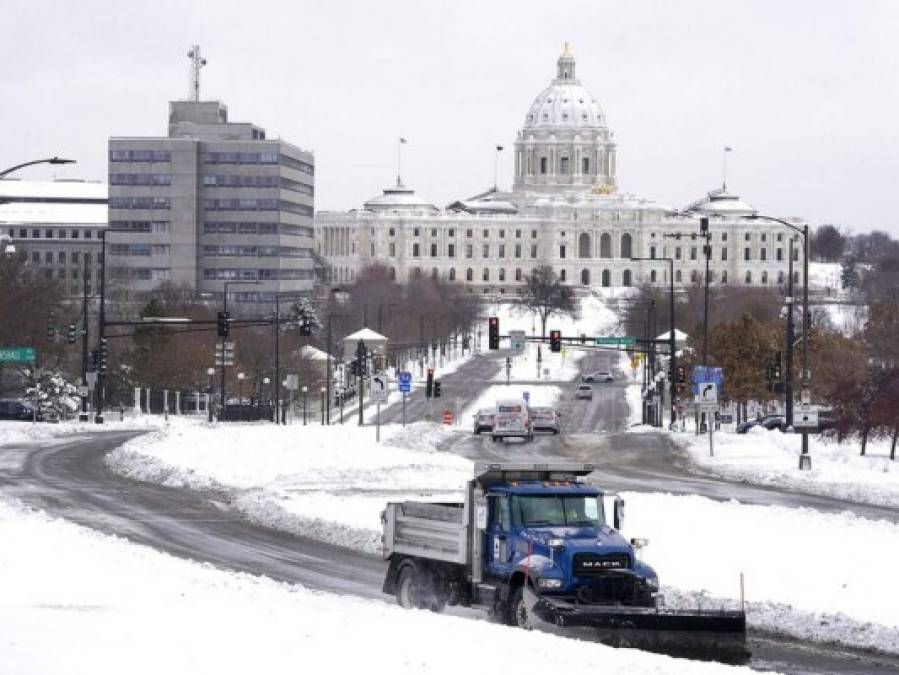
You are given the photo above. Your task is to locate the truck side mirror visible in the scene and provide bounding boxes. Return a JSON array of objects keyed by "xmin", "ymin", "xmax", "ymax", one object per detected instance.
[{"xmin": 613, "ymin": 497, "xmax": 625, "ymax": 531}]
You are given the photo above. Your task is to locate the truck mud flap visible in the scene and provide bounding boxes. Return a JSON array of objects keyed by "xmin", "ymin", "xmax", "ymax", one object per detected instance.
[{"xmin": 530, "ymin": 594, "xmax": 748, "ymax": 663}]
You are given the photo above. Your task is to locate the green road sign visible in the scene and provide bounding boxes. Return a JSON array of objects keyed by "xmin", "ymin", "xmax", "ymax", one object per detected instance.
[
  {"xmin": 594, "ymin": 337, "xmax": 636, "ymax": 347},
  {"xmin": 0, "ymin": 347, "xmax": 36, "ymax": 363}
]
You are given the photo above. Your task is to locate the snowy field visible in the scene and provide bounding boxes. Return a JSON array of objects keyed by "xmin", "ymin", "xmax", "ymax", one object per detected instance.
[
  {"xmin": 109, "ymin": 420, "xmax": 899, "ymax": 655},
  {"xmin": 680, "ymin": 426, "xmax": 899, "ymax": 509},
  {"xmin": 0, "ymin": 497, "xmax": 756, "ymax": 675}
]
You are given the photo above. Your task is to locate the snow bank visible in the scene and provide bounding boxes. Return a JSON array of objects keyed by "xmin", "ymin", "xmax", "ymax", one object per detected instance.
[
  {"xmin": 0, "ymin": 415, "xmax": 168, "ymax": 448},
  {"xmin": 108, "ymin": 421, "xmax": 471, "ymax": 553},
  {"xmin": 680, "ymin": 426, "xmax": 899, "ymax": 508},
  {"xmin": 0, "ymin": 497, "xmax": 756, "ymax": 675}
]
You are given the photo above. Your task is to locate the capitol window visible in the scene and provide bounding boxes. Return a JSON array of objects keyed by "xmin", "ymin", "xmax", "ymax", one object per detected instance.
[
  {"xmin": 515, "ymin": 269, "xmax": 522, "ymax": 281},
  {"xmin": 650, "ymin": 270, "xmax": 657, "ymax": 283},
  {"xmin": 466, "ymin": 268, "xmax": 473, "ymax": 281},
  {"xmin": 560, "ymin": 245, "xmax": 566, "ymax": 259},
  {"xmin": 776, "ymin": 248, "xmax": 783, "ymax": 261},
  {"xmin": 482, "ymin": 244, "xmax": 489, "ymax": 258},
  {"xmin": 483, "ymin": 229, "xmax": 489, "ymax": 238},
  {"xmin": 499, "ymin": 244, "xmax": 506, "ymax": 258},
  {"xmin": 430, "ymin": 244, "xmax": 438, "ymax": 257},
  {"xmin": 560, "ymin": 157, "xmax": 570, "ymax": 174},
  {"xmin": 560, "ymin": 270, "xmax": 567, "ymax": 282},
  {"xmin": 448, "ymin": 244, "xmax": 456, "ymax": 258},
  {"xmin": 389, "ymin": 228, "xmax": 395, "ymax": 237},
  {"xmin": 466, "ymin": 229, "xmax": 473, "ymax": 238},
  {"xmin": 483, "ymin": 269, "xmax": 490, "ymax": 282},
  {"xmin": 466, "ymin": 244, "xmax": 473, "ymax": 258},
  {"xmin": 722, "ymin": 232, "xmax": 728, "ymax": 241},
  {"xmin": 722, "ymin": 271, "xmax": 728, "ymax": 284},
  {"xmin": 412, "ymin": 243, "xmax": 420, "ymax": 257},
  {"xmin": 745, "ymin": 271, "xmax": 753, "ymax": 284},
  {"xmin": 745, "ymin": 233, "xmax": 751, "ymax": 241},
  {"xmin": 721, "ymin": 248, "xmax": 728, "ymax": 261},
  {"xmin": 499, "ymin": 269, "xmax": 506, "ymax": 282},
  {"xmin": 531, "ymin": 245, "xmax": 538, "ymax": 258},
  {"xmin": 761, "ymin": 233, "xmax": 767, "ymax": 242},
  {"xmin": 744, "ymin": 247, "xmax": 751, "ymax": 261},
  {"xmin": 532, "ymin": 230, "xmax": 538, "ymax": 238},
  {"xmin": 582, "ymin": 157, "xmax": 590, "ymax": 174},
  {"xmin": 448, "ymin": 228, "xmax": 455, "ymax": 237},
  {"xmin": 540, "ymin": 157, "xmax": 547, "ymax": 174},
  {"xmin": 499, "ymin": 229, "xmax": 505, "ymax": 238},
  {"xmin": 389, "ymin": 243, "xmax": 396, "ymax": 257},
  {"xmin": 760, "ymin": 249, "xmax": 767, "ymax": 261},
  {"xmin": 515, "ymin": 230, "xmax": 521, "ymax": 238},
  {"xmin": 675, "ymin": 247, "xmax": 682, "ymax": 261},
  {"xmin": 413, "ymin": 228, "xmax": 420, "ymax": 237},
  {"xmin": 515, "ymin": 244, "xmax": 521, "ymax": 258}
]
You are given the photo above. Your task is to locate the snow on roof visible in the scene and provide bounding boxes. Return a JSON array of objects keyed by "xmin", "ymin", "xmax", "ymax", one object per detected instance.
[
  {"xmin": 299, "ymin": 346, "xmax": 331, "ymax": 361},
  {"xmin": 0, "ymin": 179, "xmax": 108, "ymax": 226},
  {"xmin": 343, "ymin": 328, "xmax": 388, "ymax": 342},
  {"xmin": 656, "ymin": 329, "xmax": 689, "ymax": 341}
]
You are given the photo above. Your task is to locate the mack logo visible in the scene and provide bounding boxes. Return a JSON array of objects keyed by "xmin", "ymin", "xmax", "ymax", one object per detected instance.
[{"xmin": 580, "ymin": 559, "xmax": 624, "ymax": 569}]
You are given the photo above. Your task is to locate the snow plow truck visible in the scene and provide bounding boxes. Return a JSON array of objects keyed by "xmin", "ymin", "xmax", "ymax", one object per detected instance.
[{"xmin": 381, "ymin": 462, "xmax": 747, "ymax": 661}]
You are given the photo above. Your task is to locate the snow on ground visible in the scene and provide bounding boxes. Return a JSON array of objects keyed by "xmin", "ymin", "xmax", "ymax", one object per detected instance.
[
  {"xmin": 680, "ymin": 426, "xmax": 899, "ymax": 508},
  {"xmin": 808, "ymin": 262, "xmax": 842, "ymax": 294},
  {"xmin": 109, "ymin": 421, "xmax": 899, "ymax": 655},
  {"xmin": 0, "ymin": 415, "xmax": 167, "ymax": 448},
  {"xmin": 108, "ymin": 421, "xmax": 472, "ymax": 553},
  {"xmin": 0, "ymin": 497, "xmax": 756, "ymax": 675}
]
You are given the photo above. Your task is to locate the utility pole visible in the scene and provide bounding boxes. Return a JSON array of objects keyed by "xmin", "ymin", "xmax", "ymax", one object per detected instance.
[{"xmin": 785, "ymin": 238, "xmax": 795, "ymax": 427}]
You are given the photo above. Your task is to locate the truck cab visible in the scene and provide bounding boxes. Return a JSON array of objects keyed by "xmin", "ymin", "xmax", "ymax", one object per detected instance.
[{"xmin": 484, "ymin": 480, "xmax": 658, "ymax": 611}]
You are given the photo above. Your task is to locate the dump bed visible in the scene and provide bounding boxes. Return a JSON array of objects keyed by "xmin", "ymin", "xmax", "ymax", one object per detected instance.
[{"xmin": 382, "ymin": 500, "xmax": 470, "ymax": 564}]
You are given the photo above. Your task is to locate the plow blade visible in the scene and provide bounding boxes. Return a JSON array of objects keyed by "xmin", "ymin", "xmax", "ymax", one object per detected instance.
[{"xmin": 531, "ymin": 594, "xmax": 748, "ymax": 663}]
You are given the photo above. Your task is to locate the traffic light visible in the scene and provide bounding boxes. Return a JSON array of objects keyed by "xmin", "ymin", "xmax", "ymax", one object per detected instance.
[
  {"xmin": 773, "ymin": 364, "xmax": 782, "ymax": 381},
  {"xmin": 98, "ymin": 337, "xmax": 108, "ymax": 372},
  {"xmin": 488, "ymin": 317, "xmax": 500, "ymax": 350},
  {"xmin": 550, "ymin": 330, "xmax": 561, "ymax": 353},
  {"xmin": 90, "ymin": 349, "xmax": 99, "ymax": 370},
  {"xmin": 433, "ymin": 381, "xmax": 442, "ymax": 398},
  {"xmin": 217, "ymin": 311, "xmax": 230, "ymax": 338},
  {"xmin": 426, "ymin": 368, "xmax": 434, "ymax": 398},
  {"xmin": 676, "ymin": 366, "xmax": 686, "ymax": 384},
  {"xmin": 67, "ymin": 324, "xmax": 77, "ymax": 344}
]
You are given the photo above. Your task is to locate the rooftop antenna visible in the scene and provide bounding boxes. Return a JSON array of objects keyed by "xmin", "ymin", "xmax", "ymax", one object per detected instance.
[
  {"xmin": 722, "ymin": 145, "xmax": 732, "ymax": 191},
  {"xmin": 187, "ymin": 45, "xmax": 207, "ymax": 101}
]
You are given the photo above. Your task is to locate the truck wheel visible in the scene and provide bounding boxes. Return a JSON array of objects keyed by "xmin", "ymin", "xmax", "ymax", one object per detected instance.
[
  {"xmin": 508, "ymin": 587, "xmax": 531, "ymax": 629},
  {"xmin": 396, "ymin": 565, "xmax": 445, "ymax": 612}
]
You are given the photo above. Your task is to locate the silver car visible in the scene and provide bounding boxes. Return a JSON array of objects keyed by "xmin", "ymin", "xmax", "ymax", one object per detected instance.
[
  {"xmin": 473, "ymin": 408, "xmax": 494, "ymax": 434},
  {"xmin": 530, "ymin": 406, "xmax": 561, "ymax": 434},
  {"xmin": 575, "ymin": 383, "xmax": 594, "ymax": 400},
  {"xmin": 582, "ymin": 370, "xmax": 614, "ymax": 383}
]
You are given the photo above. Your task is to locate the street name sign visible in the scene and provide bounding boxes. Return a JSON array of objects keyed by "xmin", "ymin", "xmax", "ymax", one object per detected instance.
[
  {"xmin": 794, "ymin": 410, "xmax": 819, "ymax": 428},
  {"xmin": 0, "ymin": 347, "xmax": 36, "ymax": 363},
  {"xmin": 594, "ymin": 337, "xmax": 636, "ymax": 347}
]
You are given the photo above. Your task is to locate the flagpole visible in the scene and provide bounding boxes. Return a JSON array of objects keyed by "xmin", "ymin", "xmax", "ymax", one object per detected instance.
[{"xmin": 722, "ymin": 146, "xmax": 732, "ymax": 191}]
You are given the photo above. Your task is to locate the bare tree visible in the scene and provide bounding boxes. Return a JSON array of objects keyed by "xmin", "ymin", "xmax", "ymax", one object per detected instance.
[{"xmin": 517, "ymin": 265, "xmax": 578, "ymax": 336}]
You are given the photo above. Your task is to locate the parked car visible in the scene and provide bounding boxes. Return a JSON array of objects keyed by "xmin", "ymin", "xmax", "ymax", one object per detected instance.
[
  {"xmin": 575, "ymin": 383, "xmax": 594, "ymax": 400},
  {"xmin": 473, "ymin": 408, "xmax": 495, "ymax": 435},
  {"xmin": 0, "ymin": 399, "xmax": 36, "ymax": 422},
  {"xmin": 530, "ymin": 406, "xmax": 561, "ymax": 434},
  {"xmin": 582, "ymin": 371, "xmax": 614, "ymax": 383},
  {"xmin": 736, "ymin": 415, "xmax": 786, "ymax": 434}
]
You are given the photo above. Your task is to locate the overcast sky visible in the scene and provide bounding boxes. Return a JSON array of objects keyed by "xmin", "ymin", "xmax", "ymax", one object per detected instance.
[{"xmin": 2, "ymin": 0, "xmax": 897, "ymax": 233}]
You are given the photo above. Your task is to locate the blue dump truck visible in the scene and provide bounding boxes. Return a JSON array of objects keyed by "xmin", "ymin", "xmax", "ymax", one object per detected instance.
[{"xmin": 382, "ymin": 462, "xmax": 746, "ymax": 661}]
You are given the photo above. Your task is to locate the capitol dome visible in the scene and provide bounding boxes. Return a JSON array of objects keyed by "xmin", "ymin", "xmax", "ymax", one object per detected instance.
[
  {"xmin": 523, "ymin": 44, "xmax": 606, "ymax": 130},
  {"xmin": 513, "ymin": 44, "xmax": 617, "ymax": 195}
]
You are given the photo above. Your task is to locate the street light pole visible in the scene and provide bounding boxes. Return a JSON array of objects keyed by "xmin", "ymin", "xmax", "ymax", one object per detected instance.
[
  {"xmin": 743, "ymin": 214, "xmax": 811, "ymax": 469},
  {"xmin": 632, "ymin": 256, "xmax": 676, "ymax": 428},
  {"xmin": 0, "ymin": 156, "xmax": 75, "ymax": 180},
  {"xmin": 785, "ymin": 238, "xmax": 795, "ymax": 428}
]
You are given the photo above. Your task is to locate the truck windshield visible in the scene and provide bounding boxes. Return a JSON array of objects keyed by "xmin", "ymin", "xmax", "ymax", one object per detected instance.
[{"xmin": 512, "ymin": 495, "xmax": 604, "ymax": 528}]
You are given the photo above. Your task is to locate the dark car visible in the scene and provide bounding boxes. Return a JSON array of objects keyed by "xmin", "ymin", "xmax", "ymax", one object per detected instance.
[
  {"xmin": 0, "ymin": 399, "xmax": 36, "ymax": 422},
  {"xmin": 736, "ymin": 415, "xmax": 786, "ymax": 434}
]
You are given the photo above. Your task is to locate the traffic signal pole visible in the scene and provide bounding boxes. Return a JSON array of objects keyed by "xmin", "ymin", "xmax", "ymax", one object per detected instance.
[
  {"xmin": 80, "ymin": 255, "xmax": 89, "ymax": 421},
  {"xmin": 785, "ymin": 238, "xmax": 795, "ymax": 427}
]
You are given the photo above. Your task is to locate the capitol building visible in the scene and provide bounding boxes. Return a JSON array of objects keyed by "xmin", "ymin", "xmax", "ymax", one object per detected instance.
[{"xmin": 315, "ymin": 45, "xmax": 800, "ymax": 293}]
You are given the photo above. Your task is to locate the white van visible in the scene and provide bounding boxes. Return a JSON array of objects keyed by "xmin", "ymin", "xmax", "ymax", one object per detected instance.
[{"xmin": 491, "ymin": 399, "xmax": 533, "ymax": 442}]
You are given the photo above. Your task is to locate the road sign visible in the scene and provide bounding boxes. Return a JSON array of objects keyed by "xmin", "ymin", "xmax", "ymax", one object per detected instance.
[
  {"xmin": 509, "ymin": 330, "xmax": 526, "ymax": 352},
  {"xmin": 794, "ymin": 410, "xmax": 819, "ymax": 428},
  {"xmin": 0, "ymin": 347, "xmax": 36, "ymax": 363},
  {"xmin": 692, "ymin": 366, "xmax": 723, "ymax": 385},
  {"xmin": 696, "ymin": 382, "xmax": 718, "ymax": 404},
  {"xmin": 442, "ymin": 410, "xmax": 453, "ymax": 425},
  {"xmin": 398, "ymin": 371, "xmax": 412, "ymax": 394},
  {"xmin": 370, "ymin": 374, "xmax": 389, "ymax": 404},
  {"xmin": 285, "ymin": 374, "xmax": 299, "ymax": 390},
  {"xmin": 594, "ymin": 337, "xmax": 636, "ymax": 347}
]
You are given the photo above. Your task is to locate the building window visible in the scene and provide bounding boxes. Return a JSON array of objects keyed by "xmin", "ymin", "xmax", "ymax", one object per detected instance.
[
  {"xmin": 623, "ymin": 269, "xmax": 632, "ymax": 287},
  {"xmin": 370, "ymin": 243, "xmax": 375, "ymax": 256},
  {"xmin": 793, "ymin": 248, "xmax": 799, "ymax": 261},
  {"xmin": 776, "ymin": 248, "xmax": 783, "ymax": 261},
  {"xmin": 560, "ymin": 245, "xmax": 566, "ymax": 259},
  {"xmin": 691, "ymin": 247, "xmax": 697, "ymax": 261},
  {"xmin": 413, "ymin": 228, "xmax": 420, "ymax": 237},
  {"xmin": 483, "ymin": 268, "xmax": 490, "ymax": 282},
  {"xmin": 499, "ymin": 268, "xmax": 506, "ymax": 282},
  {"xmin": 482, "ymin": 244, "xmax": 489, "ymax": 258},
  {"xmin": 650, "ymin": 270, "xmax": 657, "ymax": 283},
  {"xmin": 540, "ymin": 157, "xmax": 547, "ymax": 174},
  {"xmin": 582, "ymin": 157, "xmax": 590, "ymax": 174},
  {"xmin": 675, "ymin": 269, "xmax": 682, "ymax": 283},
  {"xmin": 483, "ymin": 229, "xmax": 489, "ymax": 238},
  {"xmin": 560, "ymin": 157, "xmax": 570, "ymax": 174},
  {"xmin": 514, "ymin": 244, "xmax": 521, "ymax": 258},
  {"xmin": 761, "ymin": 233, "xmax": 767, "ymax": 242},
  {"xmin": 466, "ymin": 229, "xmax": 473, "ymax": 238},
  {"xmin": 389, "ymin": 243, "xmax": 396, "ymax": 257},
  {"xmin": 778, "ymin": 271, "xmax": 785, "ymax": 284},
  {"xmin": 581, "ymin": 269, "xmax": 590, "ymax": 285},
  {"xmin": 531, "ymin": 245, "xmax": 538, "ymax": 258},
  {"xmin": 722, "ymin": 233, "xmax": 728, "ymax": 241},
  {"xmin": 691, "ymin": 270, "xmax": 698, "ymax": 283},
  {"xmin": 531, "ymin": 230, "xmax": 538, "ymax": 239},
  {"xmin": 650, "ymin": 245, "xmax": 656, "ymax": 259},
  {"xmin": 466, "ymin": 268, "xmax": 473, "ymax": 281},
  {"xmin": 722, "ymin": 271, "xmax": 728, "ymax": 284},
  {"xmin": 412, "ymin": 243, "xmax": 420, "ymax": 257},
  {"xmin": 745, "ymin": 232, "xmax": 751, "ymax": 241},
  {"xmin": 722, "ymin": 248, "xmax": 728, "ymax": 261},
  {"xmin": 388, "ymin": 228, "xmax": 395, "ymax": 237},
  {"xmin": 498, "ymin": 244, "xmax": 505, "ymax": 258},
  {"xmin": 515, "ymin": 230, "xmax": 521, "ymax": 238},
  {"xmin": 760, "ymin": 248, "xmax": 767, "ymax": 261},
  {"xmin": 499, "ymin": 229, "xmax": 505, "ymax": 239},
  {"xmin": 761, "ymin": 271, "xmax": 768, "ymax": 284},
  {"xmin": 600, "ymin": 233, "xmax": 611, "ymax": 258},
  {"xmin": 744, "ymin": 247, "xmax": 751, "ymax": 261},
  {"xmin": 466, "ymin": 244, "xmax": 473, "ymax": 259},
  {"xmin": 431, "ymin": 228, "xmax": 437, "ymax": 237},
  {"xmin": 601, "ymin": 269, "xmax": 610, "ymax": 287},
  {"xmin": 515, "ymin": 268, "xmax": 522, "ymax": 281},
  {"xmin": 560, "ymin": 269, "xmax": 566, "ymax": 282},
  {"xmin": 430, "ymin": 244, "xmax": 437, "ymax": 257},
  {"xmin": 448, "ymin": 244, "xmax": 456, "ymax": 258},
  {"xmin": 745, "ymin": 271, "xmax": 753, "ymax": 284},
  {"xmin": 448, "ymin": 228, "xmax": 455, "ymax": 237},
  {"xmin": 449, "ymin": 268, "xmax": 456, "ymax": 281},
  {"xmin": 777, "ymin": 233, "xmax": 783, "ymax": 242},
  {"xmin": 675, "ymin": 247, "xmax": 682, "ymax": 261}
]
